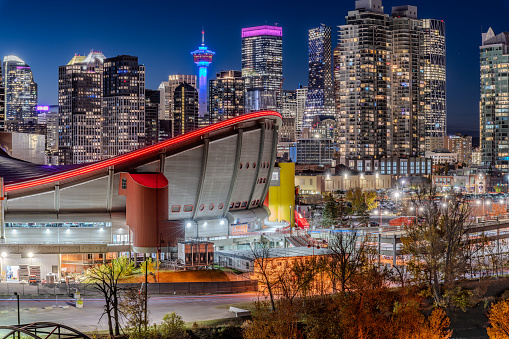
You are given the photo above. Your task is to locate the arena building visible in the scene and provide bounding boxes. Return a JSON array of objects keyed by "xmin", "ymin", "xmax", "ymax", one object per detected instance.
[{"xmin": 0, "ymin": 111, "xmax": 281, "ymax": 280}]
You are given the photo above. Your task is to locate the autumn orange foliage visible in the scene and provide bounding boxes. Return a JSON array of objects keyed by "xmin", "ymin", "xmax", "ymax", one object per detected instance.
[{"xmin": 487, "ymin": 299, "xmax": 509, "ymax": 338}]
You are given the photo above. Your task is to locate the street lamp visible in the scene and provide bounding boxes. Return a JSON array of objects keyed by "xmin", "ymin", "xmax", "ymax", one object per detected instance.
[
  {"xmin": 394, "ymin": 192, "xmax": 401, "ymax": 214},
  {"xmin": 13, "ymin": 291, "xmax": 20, "ymax": 326},
  {"xmin": 314, "ymin": 134, "xmax": 322, "ymax": 165}
]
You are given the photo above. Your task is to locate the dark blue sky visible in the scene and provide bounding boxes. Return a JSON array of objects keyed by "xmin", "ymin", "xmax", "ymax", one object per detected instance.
[{"xmin": 0, "ymin": 0, "xmax": 507, "ymax": 134}]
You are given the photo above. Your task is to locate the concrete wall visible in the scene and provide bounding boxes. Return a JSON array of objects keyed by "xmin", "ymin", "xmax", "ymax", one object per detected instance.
[{"xmin": 0, "ymin": 281, "xmax": 258, "ymax": 296}]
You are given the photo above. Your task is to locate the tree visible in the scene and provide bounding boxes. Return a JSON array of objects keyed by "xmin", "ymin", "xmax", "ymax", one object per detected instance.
[
  {"xmin": 84, "ymin": 256, "xmax": 133, "ymax": 336},
  {"xmin": 345, "ymin": 188, "xmax": 378, "ymax": 214},
  {"xmin": 401, "ymin": 188, "xmax": 473, "ymax": 305},
  {"xmin": 140, "ymin": 257, "xmax": 158, "ymax": 282},
  {"xmin": 322, "ymin": 194, "xmax": 350, "ymax": 228},
  {"xmin": 242, "ymin": 300, "xmax": 301, "ymax": 339},
  {"xmin": 487, "ymin": 299, "xmax": 509, "ymax": 338},
  {"xmin": 325, "ymin": 230, "xmax": 373, "ymax": 293},
  {"xmin": 322, "ymin": 193, "xmax": 340, "ymax": 227},
  {"xmin": 249, "ymin": 241, "xmax": 278, "ymax": 311},
  {"xmin": 121, "ymin": 287, "xmax": 148, "ymax": 336},
  {"xmin": 159, "ymin": 312, "xmax": 188, "ymax": 339}
]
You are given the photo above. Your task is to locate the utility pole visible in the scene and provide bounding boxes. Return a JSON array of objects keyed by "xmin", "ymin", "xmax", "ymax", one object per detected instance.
[{"xmin": 144, "ymin": 258, "xmax": 148, "ymax": 331}]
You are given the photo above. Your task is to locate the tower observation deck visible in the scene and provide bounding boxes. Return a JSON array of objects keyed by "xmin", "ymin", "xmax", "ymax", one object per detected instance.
[{"xmin": 191, "ymin": 30, "xmax": 215, "ymax": 118}]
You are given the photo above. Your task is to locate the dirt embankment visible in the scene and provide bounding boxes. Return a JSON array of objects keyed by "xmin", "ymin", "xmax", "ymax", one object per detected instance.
[{"xmin": 119, "ymin": 270, "xmax": 230, "ymax": 283}]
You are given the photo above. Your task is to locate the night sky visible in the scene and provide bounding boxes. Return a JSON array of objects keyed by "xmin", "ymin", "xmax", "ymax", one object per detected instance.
[{"xmin": 0, "ymin": 0, "xmax": 507, "ymax": 136}]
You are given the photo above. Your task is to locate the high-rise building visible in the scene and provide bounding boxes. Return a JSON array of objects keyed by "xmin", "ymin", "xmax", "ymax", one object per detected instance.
[
  {"xmin": 36, "ymin": 105, "xmax": 58, "ymax": 162},
  {"xmin": 145, "ymin": 89, "xmax": 160, "ymax": 146},
  {"xmin": 158, "ymin": 81, "xmax": 169, "ymax": 120},
  {"xmin": 102, "ymin": 55, "xmax": 145, "ymax": 158},
  {"xmin": 242, "ymin": 25, "xmax": 283, "ymax": 112},
  {"xmin": 480, "ymin": 28, "xmax": 509, "ymax": 171},
  {"xmin": 173, "ymin": 82, "xmax": 198, "ymax": 137},
  {"xmin": 191, "ymin": 30, "xmax": 215, "ymax": 118},
  {"xmin": 3, "ymin": 55, "xmax": 37, "ymax": 131},
  {"xmin": 337, "ymin": 0, "xmax": 390, "ymax": 159},
  {"xmin": 166, "ymin": 75, "xmax": 196, "ymax": 137},
  {"xmin": 58, "ymin": 52, "xmax": 105, "ymax": 164},
  {"xmin": 295, "ymin": 86, "xmax": 308, "ymax": 138},
  {"xmin": 389, "ymin": 6, "xmax": 425, "ymax": 158},
  {"xmin": 336, "ymin": 0, "xmax": 445, "ymax": 160},
  {"xmin": 278, "ymin": 90, "xmax": 297, "ymax": 142},
  {"xmin": 304, "ymin": 25, "xmax": 333, "ymax": 128},
  {"xmin": 423, "ymin": 19, "xmax": 446, "ymax": 143},
  {"xmin": 208, "ymin": 70, "xmax": 245, "ymax": 124},
  {"xmin": 332, "ymin": 45, "xmax": 341, "ymax": 121},
  {"xmin": 444, "ymin": 133, "xmax": 472, "ymax": 166}
]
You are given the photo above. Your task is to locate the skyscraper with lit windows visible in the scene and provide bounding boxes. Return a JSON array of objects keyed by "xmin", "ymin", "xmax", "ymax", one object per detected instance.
[
  {"xmin": 208, "ymin": 70, "xmax": 245, "ymax": 124},
  {"xmin": 480, "ymin": 28, "xmax": 509, "ymax": 171},
  {"xmin": 174, "ymin": 82, "xmax": 198, "ymax": 136},
  {"xmin": 335, "ymin": 0, "xmax": 445, "ymax": 159},
  {"xmin": 389, "ymin": 5, "xmax": 425, "ymax": 158},
  {"xmin": 423, "ymin": 19, "xmax": 446, "ymax": 149},
  {"xmin": 242, "ymin": 25, "xmax": 283, "ymax": 112},
  {"xmin": 3, "ymin": 55, "xmax": 37, "ymax": 131},
  {"xmin": 102, "ymin": 55, "xmax": 145, "ymax": 159},
  {"xmin": 304, "ymin": 25, "xmax": 333, "ymax": 129},
  {"xmin": 337, "ymin": 0, "xmax": 390, "ymax": 159},
  {"xmin": 58, "ymin": 51, "xmax": 105, "ymax": 165}
]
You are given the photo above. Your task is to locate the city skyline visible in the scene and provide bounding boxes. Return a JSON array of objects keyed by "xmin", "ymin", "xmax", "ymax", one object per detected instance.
[{"xmin": 0, "ymin": 0, "xmax": 507, "ymax": 134}]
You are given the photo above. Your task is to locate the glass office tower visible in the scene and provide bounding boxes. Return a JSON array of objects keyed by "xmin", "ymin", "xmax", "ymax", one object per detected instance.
[
  {"xmin": 480, "ymin": 28, "xmax": 509, "ymax": 171},
  {"xmin": 3, "ymin": 55, "xmax": 37, "ymax": 131},
  {"xmin": 242, "ymin": 25, "xmax": 283, "ymax": 112},
  {"xmin": 304, "ymin": 25, "xmax": 334, "ymax": 129}
]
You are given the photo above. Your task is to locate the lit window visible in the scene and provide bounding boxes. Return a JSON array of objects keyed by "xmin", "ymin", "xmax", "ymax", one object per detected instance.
[{"xmin": 121, "ymin": 178, "xmax": 127, "ymax": 189}]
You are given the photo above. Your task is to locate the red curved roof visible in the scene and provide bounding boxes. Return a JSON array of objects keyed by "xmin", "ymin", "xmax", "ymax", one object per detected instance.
[
  {"xmin": 5, "ymin": 111, "xmax": 281, "ymax": 192},
  {"xmin": 129, "ymin": 173, "xmax": 168, "ymax": 188}
]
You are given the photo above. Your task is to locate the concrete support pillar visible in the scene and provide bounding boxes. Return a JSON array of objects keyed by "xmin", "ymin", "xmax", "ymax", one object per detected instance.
[{"xmin": 58, "ymin": 254, "xmax": 62, "ymax": 281}]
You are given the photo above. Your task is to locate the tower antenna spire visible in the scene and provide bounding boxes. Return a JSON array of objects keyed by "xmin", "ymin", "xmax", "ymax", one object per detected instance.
[{"xmin": 202, "ymin": 27, "xmax": 205, "ymax": 45}]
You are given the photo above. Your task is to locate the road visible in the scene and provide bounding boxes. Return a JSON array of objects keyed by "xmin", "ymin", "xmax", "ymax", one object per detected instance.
[{"xmin": 0, "ymin": 293, "xmax": 258, "ymax": 332}]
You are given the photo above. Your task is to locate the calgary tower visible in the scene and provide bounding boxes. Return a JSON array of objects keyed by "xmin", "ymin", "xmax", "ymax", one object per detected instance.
[{"xmin": 191, "ymin": 29, "xmax": 215, "ymax": 118}]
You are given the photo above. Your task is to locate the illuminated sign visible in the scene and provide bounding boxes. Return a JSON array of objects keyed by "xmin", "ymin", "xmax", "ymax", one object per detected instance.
[
  {"xmin": 36, "ymin": 106, "xmax": 49, "ymax": 111},
  {"xmin": 242, "ymin": 26, "xmax": 283, "ymax": 38},
  {"xmin": 270, "ymin": 167, "xmax": 280, "ymax": 186},
  {"xmin": 231, "ymin": 224, "xmax": 248, "ymax": 235}
]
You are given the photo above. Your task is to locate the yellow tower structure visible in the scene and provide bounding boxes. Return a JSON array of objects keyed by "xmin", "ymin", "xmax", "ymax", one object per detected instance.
[{"xmin": 267, "ymin": 162, "xmax": 295, "ymax": 228}]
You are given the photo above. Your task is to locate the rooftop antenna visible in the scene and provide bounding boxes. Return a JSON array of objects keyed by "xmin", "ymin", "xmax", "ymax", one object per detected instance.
[{"xmin": 202, "ymin": 27, "xmax": 205, "ymax": 45}]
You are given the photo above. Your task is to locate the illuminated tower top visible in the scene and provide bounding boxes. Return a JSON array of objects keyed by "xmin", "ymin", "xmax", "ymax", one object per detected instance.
[
  {"xmin": 191, "ymin": 30, "xmax": 215, "ymax": 67},
  {"xmin": 191, "ymin": 30, "xmax": 215, "ymax": 118}
]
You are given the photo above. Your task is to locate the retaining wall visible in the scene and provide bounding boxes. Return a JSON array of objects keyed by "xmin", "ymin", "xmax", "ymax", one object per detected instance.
[{"xmin": 0, "ymin": 281, "xmax": 258, "ymax": 296}]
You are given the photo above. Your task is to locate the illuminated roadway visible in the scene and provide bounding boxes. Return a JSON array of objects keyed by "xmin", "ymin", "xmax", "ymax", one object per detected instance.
[{"xmin": 0, "ymin": 293, "xmax": 258, "ymax": 331}]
